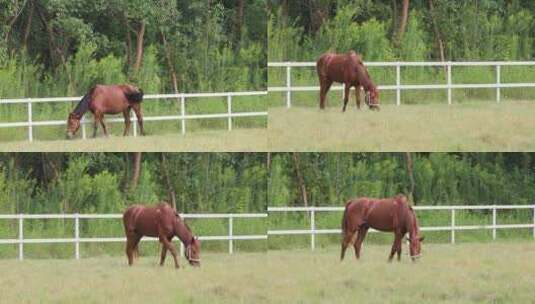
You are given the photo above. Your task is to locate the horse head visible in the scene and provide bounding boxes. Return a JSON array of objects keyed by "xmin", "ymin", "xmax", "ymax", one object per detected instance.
[
  {"xmin": 366, "ymin": 86, "xmax": 380, "ymax": 111},
  {"xmin": 186, "ymin": 236, "xmax": 201, "ymax": 267},
  {"xmin": 66, "ymin": 112, "xmax": 83, "ymax": 139},
  {"xmin": 407, "ymin": 235, "xmax": 425, "ymax": 261}
]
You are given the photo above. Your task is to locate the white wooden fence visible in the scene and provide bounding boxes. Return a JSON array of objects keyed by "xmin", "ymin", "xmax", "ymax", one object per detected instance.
[
  {"xmin": 268, "ymin": 205, "xmax": 535, "ymax": 250},
  {"xmin": 0, "ymin": 91, "xmax": 267, "ymax": 142},
  {"xmin": 268, "ymin": 61, "xmax": 535, "ymax": 107},
  {"xmin": 0, "ymin": 213, "xmax": 267, "ymax": 260}
]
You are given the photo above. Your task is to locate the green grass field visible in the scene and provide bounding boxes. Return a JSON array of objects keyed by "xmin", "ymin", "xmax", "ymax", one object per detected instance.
[
  {"xmin": 0, "ymin": 252, "xmax": 269, "ymax": 304},
  {"xmin": 266, "ymin": 242, "xmax": 535, "ymax": 303},
  {"xmin": 268, "ymin": 101, "xmax": 535, "ymax": 151},
  {"xmin": 0, "ymin": 129, "xmax": 268, "ymax": 152},
  {"xmin": 2, "ymin": 242, "xmax": 534, "ymax": 303}
]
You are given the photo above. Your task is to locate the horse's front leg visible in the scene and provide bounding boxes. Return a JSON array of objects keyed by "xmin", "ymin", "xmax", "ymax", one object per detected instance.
[
  {"xmin": 159, "ymin": 238, "xmax": 169, "ymax": 266},
  {"xmin": 342, "ymin": 83, "xmax": 350, "ymax": 112},
  {"xmin": 388, "ymin": 232, "xmax": 402, "ymax": 262},
  {"xmin": 160, "ymin": 236, "xmax": 179, "ymax": 269},
  {"xmin": 92, "ymin": 113, "xmax": 99, "ymax": 138},
  {"xmin": 123, "ymin": 109, "xmax": 131, "ymax": 136}
]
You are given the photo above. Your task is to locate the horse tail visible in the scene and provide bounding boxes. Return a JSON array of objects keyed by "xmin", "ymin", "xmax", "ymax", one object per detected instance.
[
  {"xmin": 125, "ymin": 88, "xmax": 144, "ymax": 104},
  {"xmin": 341, "ymin": 200, "xmax": 354, "ymax": 239}
]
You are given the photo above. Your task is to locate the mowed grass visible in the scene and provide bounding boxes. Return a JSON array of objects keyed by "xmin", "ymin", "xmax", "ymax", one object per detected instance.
[
  {"xmin": 2, "ymin": 242, "xmax": 534, "ymax": 303},
  {"xmin": 0, "ymin": 252, "xmax": 270, "ymax": 304},
  {"xmin": 0, "ymin": 129, "xmax": 268, "ymax": 152},
  {"xmin": 268, "ymin": 101, "xmax": 535, "ymax": 151},
  {"xmin": 266, "ymin": 242, "xmax": 535, "ymax": 304}
]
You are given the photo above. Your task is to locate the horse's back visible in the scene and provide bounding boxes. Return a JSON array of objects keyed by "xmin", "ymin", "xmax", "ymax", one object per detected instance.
[{"xmin": 90, "ymin": 84, "xmax": 140, "ymax": 114}]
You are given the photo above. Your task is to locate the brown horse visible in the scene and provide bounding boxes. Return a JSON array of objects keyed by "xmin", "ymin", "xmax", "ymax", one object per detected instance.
[
  {"xmin": 340, "ymin": 194, "xmax": 424, "ymax": 262},
  {"xmin": 66, "ymin": 84, "xmax": 145, "ymax": 139},
  {"xmin": 316, "ymin": 51, "xmax": 380, "ymax": 111},
  {"xmin": 122, "ymin": 203, "xmax": 201, "ymax": 268}
]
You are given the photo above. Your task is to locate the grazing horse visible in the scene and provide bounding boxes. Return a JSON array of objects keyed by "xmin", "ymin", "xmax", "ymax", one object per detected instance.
[
  {"xmin": 122, "ymin": 203, "xmax": 201, "ymax": 268},
  {"xmin": 340, "ymin": 194, "xmax": 424, "ymax": 262},
  {"xmin": 316, "ymin": 51, "xmax": 380, "ymax": 111},
  {"xmin": 66, "ymin": 84, "xmax": 145, "ymax": 139}
]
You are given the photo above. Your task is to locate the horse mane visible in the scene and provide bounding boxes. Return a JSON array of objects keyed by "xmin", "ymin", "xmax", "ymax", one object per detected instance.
[{"xmin": 72, "ymin": 87, "xmax": 95, "ymax": 115}]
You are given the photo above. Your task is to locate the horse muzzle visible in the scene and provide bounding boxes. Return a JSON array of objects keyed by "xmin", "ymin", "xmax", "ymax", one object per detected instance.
[
  {"xmin": 66, "ymin": 132, "xmax": 74, "ymax": 139},
  {"xmin": 410, "ymin": 254, "xmax": 421, "ymax": 262},
  {"xmin": 369, "ymin": 104, "xmax": 380, "ymax": 111},
  {"xmin": 189, "ymin": 259, "xmax": 201, "ymax": 267}
]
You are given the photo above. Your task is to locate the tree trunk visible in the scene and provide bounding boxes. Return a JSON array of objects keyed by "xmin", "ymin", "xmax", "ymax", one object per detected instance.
[
  {"xmin": 5, "ymin": 1, "xmax": 28, "ymax": 44},
  {"xmin": 391, "ymin": 0, "xmax": 398, "ymax": 41},
  {"xmin": 36, "ymin": 5, "xmax": 70, "ymax": 83},
  {"xmin": 23, "ymin": 0, "xmax": 34, "ymax": 49},
  {"xmin": 428, "ymin": 0, "xmax": 446, "ymax": 63},
  {"xmin": 133, "ymin": 20, "xmax": 145, "ymax": 73},
  {"xmin": 396, "ymin": 0, "xmax": 410, "ymax": 45},
  {"xmin": 160, "ymin": 153, "xmax": 176, "ymax": 209},
  {"xmin": 124, "ymin": 15, "xmax": 132, "ymax": 68},
  {"xmin": 292, "ymin": 153, "xmax": 308, "ymax": 207},
  {"xmin": 234, "ymin": 0, "xmax": 245, "ymax": 47},
  {"xmin": 404, "ymin": 152, "xmax": 416, "ymax": 204},
  {"xmin": 131, "ymin": 152, "xmax": 142, "ymax": 189},
  {"xmin": 160, "ymin": 30, "xmax": 179, "ymax": 98}
]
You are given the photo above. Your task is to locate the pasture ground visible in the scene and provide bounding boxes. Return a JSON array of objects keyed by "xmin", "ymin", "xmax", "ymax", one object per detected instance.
[
  {"xmin": 0, "ymin": 128, "xmax": 268, "ymax": 152},
  {"xmin": 266, "ymin": 242, "xmax": 535, "ymax": 303},
  {"xmin": 268, "ymin": 101, "xmax": 535, "ymax": 151},
  {"xmin": 1, "ymin": 242, "xmax": 534, "ymax": 303}
]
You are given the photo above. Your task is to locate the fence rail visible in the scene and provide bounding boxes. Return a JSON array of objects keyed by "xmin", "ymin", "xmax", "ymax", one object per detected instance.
[
  {"xmin": 267, "ymin": 61, "xmax": 535, "ymax": 108},
  {"xmin": 267, "ymin": 205, "xmax": 535, "ymax": 250},
  {"xmin": 0, "ymin": 91, "xmax": 267, "ymax": 142},
  {"xmin": 0, "ymin": 213, "xmax": 267, "ymax": 260}
]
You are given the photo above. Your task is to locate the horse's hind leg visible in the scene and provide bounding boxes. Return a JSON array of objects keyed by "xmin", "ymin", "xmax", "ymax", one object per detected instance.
[
  {"xmin": 354, "ymin": 227, "xmax": 369, "ymax": 259},
  {"xmin": 319, "ymin": 78, "xmax": 332, "ymax": 110},
  {"xmin": 123, "ymin": 109, "xmax": 131, "ymax": 136},
  {"xmin": 131, "ymin": 104, "xmax": 145, "ymax": 136},
  {"xmin": 340, "ymin": 228, "xmax": 358, "ymax": 261}
]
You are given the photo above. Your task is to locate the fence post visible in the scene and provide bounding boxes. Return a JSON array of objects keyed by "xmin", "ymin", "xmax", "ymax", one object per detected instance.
[
  {"xmin": 286, "ymin": 65, "xmax": 292, "ymax": 108},
  {"xmin": 310, "ymin": 209, "xmax": 315, "ymax": 251},
  {"xmin": 27, "ymin": 99, "xmax": 33, "ymax": 142},
  {"xmin": 533, "ymin": 206, "xmax": 535, "ymax": 240},
  {"xmin": 181, "ymin": 96, "xmax": 186, "ymax": 135},
  {"xmin": 447, "ymin": 62, "xmax": 452, "ymax": 105},
  {"xmin": 450, "ymin": 209, "xmax": 455, "ymax": 244},
  {"xmin": 496, "ymin": 64, "xmax": 501, "ymax": 103},
  {"xmin": 492, "ymin": 207, "xmax": 497, "ymax": 240},
  {"xmin": 19, "ymin": 214, "xmax": 24, "ymax": 260},
  {"xmin": 81, "ymin": 116, "xmax": 86, "ymax": 139},
  {"xmin": 229, "ymin": 216, "xmax": 233, "ymax": 254},
  {"xmin": 180, "ymin": 242, "xmax": 184, "ymax": 259},
  {"xmin": 227, "ymin": 95, "xmax": 232, "ymax": 131},
  {"xmin": 396, "ymin": 63, "xmax": 401, "ymax": 106},
  {"xmin": 133, "ymin": 116, "xmax": 138, "ymax": 137},
  {"xmin": 75, "ymin": 213, "xmax": 80, "ymax": 259}
]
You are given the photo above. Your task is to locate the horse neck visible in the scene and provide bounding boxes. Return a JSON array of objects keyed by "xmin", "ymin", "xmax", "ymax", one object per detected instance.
[
  {"xmin": 72, "ymin": 93, "xmax": 91, "ymax": 116},
  {"xmin": 407, "ymin": 210, "xmax": 419, "ymax": 238},
  {"xmin": 175, "ymin": 220, "xmax": 193, "ymax": 246}
]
